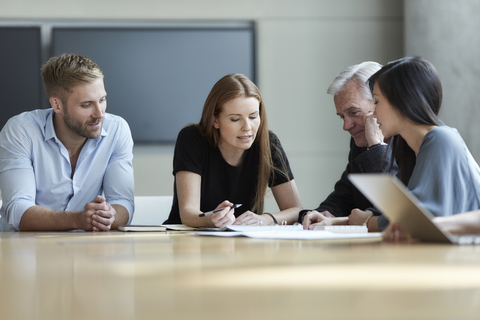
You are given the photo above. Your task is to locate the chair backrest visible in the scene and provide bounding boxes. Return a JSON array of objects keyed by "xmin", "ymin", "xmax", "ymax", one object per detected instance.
[{"xmin": 131, "ymin": 196, "xmax": 173, "ymax": 225}]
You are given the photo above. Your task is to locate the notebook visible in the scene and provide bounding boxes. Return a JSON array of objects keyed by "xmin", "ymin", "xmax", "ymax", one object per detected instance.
[{"xmin": 348, "ymin": 173, "xmax": 480, "ymax": 245}]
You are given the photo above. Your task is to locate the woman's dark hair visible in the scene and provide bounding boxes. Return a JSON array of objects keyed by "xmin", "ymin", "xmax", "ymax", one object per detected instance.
[{"xmin": 368, "ymin": 56, "xmax": 442, "ymax": 185}]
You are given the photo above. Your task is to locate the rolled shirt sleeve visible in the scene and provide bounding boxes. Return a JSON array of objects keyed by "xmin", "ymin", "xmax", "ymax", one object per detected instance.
[
  {"xmin": 103, "ymin": 118, "xmax": 135, "ymax": 224},
  {"xmin": 0, "ymin": 116, "xmax": 38, "ymax": 230}
]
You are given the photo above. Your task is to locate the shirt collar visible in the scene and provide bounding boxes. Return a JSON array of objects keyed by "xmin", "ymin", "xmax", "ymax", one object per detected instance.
[
  {"xmin": 44, "ymin": 109, "xmax": 56, "ymax": 141},
  {"xmin": 44, "ymin": 110, "xmax": 108, "ymax": 143}
]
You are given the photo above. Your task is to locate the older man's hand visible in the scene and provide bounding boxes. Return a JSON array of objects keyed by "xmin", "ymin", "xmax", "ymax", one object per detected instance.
[
  {"xmin": 302, "ymin": 210, "xmax": 337, "ymax": 230},
  {"xmin": 364, "ymin": 111, "xmax": 384, "ymax": 147}
]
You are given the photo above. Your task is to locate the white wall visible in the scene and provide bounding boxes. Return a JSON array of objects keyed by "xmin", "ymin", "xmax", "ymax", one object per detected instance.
[
  {"xmin": 0, "ymin": 0, "xmax": 404, "ymax": 211},
  {"xmin": 405, "ymin": 0, "xmax": 480, "ymax": 162}
]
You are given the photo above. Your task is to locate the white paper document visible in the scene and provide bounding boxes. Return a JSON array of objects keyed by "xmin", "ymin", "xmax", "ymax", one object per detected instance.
[
  {"xmin": 195, "ymin": 229, "xmax": 382, "ymax": 240},
  {"xmin": 162, "ymin": 224, "xmax": 304, "ymax": 232},
  {"xmin": 225, "ymin": 225, "xmax": 303, "ymax": 232}
]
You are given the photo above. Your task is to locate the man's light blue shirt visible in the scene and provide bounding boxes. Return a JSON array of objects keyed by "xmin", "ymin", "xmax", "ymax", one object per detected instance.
[{"xmin": 0, "ymin": 109, "xmax": 134, "ymax": 231}]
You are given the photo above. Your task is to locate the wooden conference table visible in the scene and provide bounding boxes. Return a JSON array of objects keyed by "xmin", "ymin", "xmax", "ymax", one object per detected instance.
[{"xmin": 1, "ymin": 230, "xmax": 480, "ymax": 320}]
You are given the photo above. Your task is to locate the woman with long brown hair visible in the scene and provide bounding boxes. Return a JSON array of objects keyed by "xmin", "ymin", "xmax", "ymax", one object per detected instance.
[{"xmin": 165, "ymin": 74, "xmax": 302, "ymax": 228}]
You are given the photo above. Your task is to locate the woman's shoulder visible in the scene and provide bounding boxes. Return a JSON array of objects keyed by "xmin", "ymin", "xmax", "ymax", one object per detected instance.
[
  {"xmin": 420, "ymin": 125, "xmax": 467, "ymax": 162},
  {"xmin": 173, "ymin": 125, "xmax": 211, "ymax": 171},
  {"xmin": 175, "ymin": 124, "xmax": 213, "ymax": 157},
  {"xmin": 429, "ymin": 125, "xmax": 458, "ymax": 136},
  {"xmin": 267, "ymin": 130, "xmax": 290, "ymax": 162},
  {"xmin": 425, "ymin": 125, "xmax": 463, "ymax": 146},
  {"xmin": 178, "ymin": 124, "xmax": 201, "ymax": 135},
  {"xmin": 268, "ymin": 130, "xmax": 282, "ymax": 146},
  {"xmin": 177, "ymin": 124, "xmax": 205, "ymax": 142}
]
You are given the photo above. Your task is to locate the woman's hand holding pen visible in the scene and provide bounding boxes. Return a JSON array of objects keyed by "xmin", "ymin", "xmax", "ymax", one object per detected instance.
[{"xmin": 209, "ymin": 200, "xmax": 236, "ymax": 228}]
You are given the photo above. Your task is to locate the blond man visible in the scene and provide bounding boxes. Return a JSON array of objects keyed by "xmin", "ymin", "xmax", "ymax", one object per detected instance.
[{"xmin": 0, "ymin": 53, "xmax": 134, "ymax": 231}]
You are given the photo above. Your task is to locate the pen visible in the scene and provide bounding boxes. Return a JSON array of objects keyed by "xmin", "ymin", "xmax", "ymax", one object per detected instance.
[{"xmin": 199, "ymin": 204, "xmax": 242, "ymax": 217}]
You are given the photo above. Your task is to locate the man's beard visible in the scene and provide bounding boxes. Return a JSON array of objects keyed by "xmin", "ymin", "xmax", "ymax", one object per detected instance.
[{"xmin": 63, "ymin": 107, "xmax": 103, "ymax": 139}]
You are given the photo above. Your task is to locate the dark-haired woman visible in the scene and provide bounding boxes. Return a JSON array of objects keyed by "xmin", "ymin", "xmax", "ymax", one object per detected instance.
[
  {"xmin": 164, "ymin": 74, "xmax": 302, "ymax": 228},
  {"xmin": 354, "ymin": 56, "xmax": 480, "ymax": 231}
]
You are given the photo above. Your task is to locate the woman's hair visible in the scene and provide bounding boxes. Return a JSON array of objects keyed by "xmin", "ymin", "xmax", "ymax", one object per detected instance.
[
  {"xmin": 367, "ymin": 56, "xmax": 442, "ymax": 184},
  {"xmin": 41, "ymin": 53, "xmax": 103, "ymax": 104},
  {"xmin": 197, "ymin": 73, "xmax": 282, "ymax": 215},
  {"xmin": 327, "ymin": 61, "xmax": 382, "ymax": 101}
]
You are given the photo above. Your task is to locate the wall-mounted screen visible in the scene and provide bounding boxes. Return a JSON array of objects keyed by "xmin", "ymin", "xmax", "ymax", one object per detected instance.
[
  {"xmin": 52, "ymin": 26, "xmax": 255, "ymax": 143},
  {"xmin": 0, "ymin": 27, "xmax": 43, "ymax": 130}
]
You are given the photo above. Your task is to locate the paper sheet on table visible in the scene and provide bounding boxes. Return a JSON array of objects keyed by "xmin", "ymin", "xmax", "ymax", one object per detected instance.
[
  {"xmin": 162, "ymin": 224, "xmax": 304, "ymax": 232},
  {"xmin": 225, "ymin": 225, "xmax": 303, "ymax": 232},
  {"xmin": 163, "ymin": 225, "xmax": 226, "ymax": 231},
  {"xmin": 195, "ymin": 230, "xmax": 383, "ymax": 240}
]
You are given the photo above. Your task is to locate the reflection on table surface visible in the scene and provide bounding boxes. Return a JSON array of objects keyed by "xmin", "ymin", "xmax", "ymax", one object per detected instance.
[{"xmin": 1, "ymin": 231, "xmax": 480, "ymax": 320}]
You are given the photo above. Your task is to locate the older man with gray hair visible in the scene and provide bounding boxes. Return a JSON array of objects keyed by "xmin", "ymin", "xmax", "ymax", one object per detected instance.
[{"xmin": 301, "ymin": 61, "xmax": 394, "ymax": 231}]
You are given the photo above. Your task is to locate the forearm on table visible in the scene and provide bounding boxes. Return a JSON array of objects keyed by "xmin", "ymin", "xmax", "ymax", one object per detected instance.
[
  {"xmin": 268, "ymin": 206, "xmax": 303, "ymax": 225},
  {"xmin": 180, "ymin": 207, "xmax": 216, "ymax": 228},
  {"xmin": 365, "ymin": 216, "xmax": 380, "ymax": 232},
  {"xmin": 19, "ymin": 206, "xmax": 81, "ymax": 231},
  {"xmin": 270, "ymin": 180, "xmax": 303, "ymax": 225},
  {"xmin": 434, "ymin": 212, "xmax": 480, "ymax": 235},
  {"xmin": 111, "ymin": 204, "xmax": 129, "ymax": 229}
]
